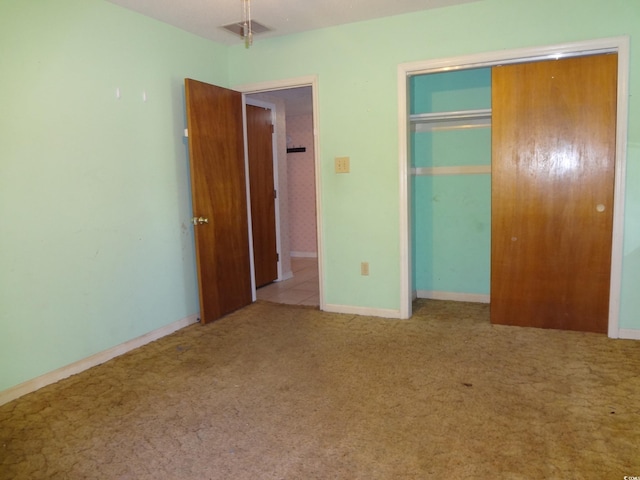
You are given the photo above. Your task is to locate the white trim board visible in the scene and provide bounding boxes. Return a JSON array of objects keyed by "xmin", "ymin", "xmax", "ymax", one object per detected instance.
[
  {"xmin": 276, "ymin": 270, "xmax": 294, "ymax": 282},
  {"xmin": 412, "ymin": 165, "xmax": 491, "ymax": 176},
  {"xmin": 398, "ymin": 36, "xmax": 630, "ymax": 339},
  {"xmin": 618, "ymin": 329, "xmax": 640, "ymax": 341},
  {"xmin": 323, "ymin": 303, "xmax": 403, "ymax": 319},
  {"xmin": 416, "ymin": 290, "xmax": 490, "ymax": 304},
  {"xmin": 235, "ymin": 75, "xmax": 325, "ymax": 313},
  {"xmin": 0, "ymin": 314, "xmax": 199, "ymax": 406},
  {"xmin": 290, "ymin": 251, "xmax": 318, "ymax": 258},
  {"xmin": 240, "ymin": 99, "xmax": 258, "ymax": 302}
]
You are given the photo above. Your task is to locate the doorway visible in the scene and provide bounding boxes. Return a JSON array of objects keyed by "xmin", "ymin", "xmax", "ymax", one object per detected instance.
[
  {"xmin": 398, "ymin": 37, "xmax": 630, "ymax": 337},
  {"xmin": 242, "ymin": 80, "xmax": 322, "ymax": 307}
]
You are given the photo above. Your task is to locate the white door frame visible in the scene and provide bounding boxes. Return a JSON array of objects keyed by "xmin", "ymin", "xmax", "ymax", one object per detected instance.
[
  {"xmin": 397, "ymin": 36, "xmax": 630, "ymax": 338},
  {"xmin": 236, "ymin": 75, "xmax": 324, "ymax": 310}
]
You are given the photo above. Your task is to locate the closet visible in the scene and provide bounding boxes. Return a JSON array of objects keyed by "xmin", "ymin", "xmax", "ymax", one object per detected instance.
[
  {"xmin": 410, "ymin": 68, "xmax": 492, "ymax": 302},
  {"xmin": 410, "ymin": 53, "xmax": 617, "ymax": 334}
]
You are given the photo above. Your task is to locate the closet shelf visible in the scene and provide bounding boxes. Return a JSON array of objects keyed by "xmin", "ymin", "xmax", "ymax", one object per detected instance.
[
  {"xmin": 412, "ymin": 165, "xmax": 491, "ymax": 176},
  {"xmin": 410, "ymin": 108, "xmax": 492, "ymax": 131}
]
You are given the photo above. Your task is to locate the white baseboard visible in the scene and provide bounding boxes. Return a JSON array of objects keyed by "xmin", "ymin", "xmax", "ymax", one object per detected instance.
[
  {"xmin": 290, "ymin": 251, "xmax": 318, "ymax": 258},
  {"xmin": 415, "ymin": 290, "xmax": 491, "ymax": 303},
  {"xmin": 323, "ymin": 303, "xmax": 402, "ymax": 319},
  {"xmin": 416, "ymin": 292, "xmax": 639, "ymax": 340},
  {"xmin": 0, "ymin": 314, "xmax": 199, "ymax": 407},
  {"xmin": 277, "ymin": 270, "xmax": 294, "ymax": 282},
  {"xmin": 618, "ymin": 329, "xmax": 640, "ymax": 340}
]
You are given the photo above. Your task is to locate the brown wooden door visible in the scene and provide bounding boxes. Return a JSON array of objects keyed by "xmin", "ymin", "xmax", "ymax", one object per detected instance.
[
  {"xmin": 491, "ymin": 54, "xmax": 617, "ymax": 333},
  {"xmin": 185, "ymin": 78, "xmax": 252, "ymax": 324},
  {"xmin": 246, "ymin": 104, "xmax": 278, "ymax": 288}
]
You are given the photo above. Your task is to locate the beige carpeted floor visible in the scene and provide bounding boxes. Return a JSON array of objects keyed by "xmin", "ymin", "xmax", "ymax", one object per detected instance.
[{"xmin": 1, "ymin": 300, "xmax": 639, "ymax": 479}]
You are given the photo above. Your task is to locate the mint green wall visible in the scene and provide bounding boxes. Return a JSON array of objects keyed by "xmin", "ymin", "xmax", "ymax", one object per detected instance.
[
  {"xmin": 411, "ymin": 69, "xmax": 491, "ymax": 295},
  {"xmin": 0, "ymin": 0, "xmax": 228, "ymax": 390},
  {"xmin": 2, "ymin": 0, "xmax": 640, "ymax": 393},
  {"xmin": 227, "ymin": 0, "xmax": 640, "ymax": 327}
]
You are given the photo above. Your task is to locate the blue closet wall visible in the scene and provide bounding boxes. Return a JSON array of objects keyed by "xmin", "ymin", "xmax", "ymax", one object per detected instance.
[{"xmin": 410, "ymin": 68, "xmax": 492, "ymax": 297}]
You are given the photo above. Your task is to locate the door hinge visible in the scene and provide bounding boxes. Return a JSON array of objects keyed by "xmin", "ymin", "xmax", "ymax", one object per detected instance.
[
  {"xmin": 276, "ymin": 253, "xmax": 279, "ymax": 261},
  {"xmin": 274, "ymin": 189, "xmax": 277, "ymax": 199},
  {"xmin": 271, "ymin": 124, "xmax": 275, "ymax": 134}
]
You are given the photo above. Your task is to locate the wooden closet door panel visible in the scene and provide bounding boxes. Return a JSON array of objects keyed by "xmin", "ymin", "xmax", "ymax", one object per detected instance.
[{"xmin": 491, "ymin": 54, "xmax": 617, "ymax": 333}]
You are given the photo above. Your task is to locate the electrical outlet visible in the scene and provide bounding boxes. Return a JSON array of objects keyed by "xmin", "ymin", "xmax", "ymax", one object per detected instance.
[
  {"xmin": 361, "ymin": 262, "xmax": 369, "ymax": 276},
  {"xmin": 335, "ymin": 156, "xmax": 350, "ymax": 173}
]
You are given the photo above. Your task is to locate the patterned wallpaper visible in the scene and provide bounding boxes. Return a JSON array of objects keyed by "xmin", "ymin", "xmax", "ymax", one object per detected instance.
[{"xmin": 286, "ymin": 114, "xmax": 317, "ymax": 256}]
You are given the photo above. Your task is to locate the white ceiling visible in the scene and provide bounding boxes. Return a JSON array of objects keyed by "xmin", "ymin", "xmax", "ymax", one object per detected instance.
[{"xmin": 106, "ymin": 0, "xmax": 481, "ymax": 46}]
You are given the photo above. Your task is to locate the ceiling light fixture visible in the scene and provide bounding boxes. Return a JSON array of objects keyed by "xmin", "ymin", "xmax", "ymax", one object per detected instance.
[
  {"xmin": 220, "ymin": 1, "xmax": 269, "ymax": 45},
  {"xmin": 242, "ymin": 0, "xmax": 253, "ymax": 48}
]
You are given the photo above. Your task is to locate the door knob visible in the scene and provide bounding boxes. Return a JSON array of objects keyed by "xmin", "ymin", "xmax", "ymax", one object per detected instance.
[{"xmin": 192, "ymin": 216, "xmax": 209, "ymax": 225}]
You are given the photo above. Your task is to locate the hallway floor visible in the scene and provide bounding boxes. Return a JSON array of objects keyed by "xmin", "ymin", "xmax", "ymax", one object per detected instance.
[{"xmin": 257, "ymin": 257, "xmax": 319, "ymax": 306}]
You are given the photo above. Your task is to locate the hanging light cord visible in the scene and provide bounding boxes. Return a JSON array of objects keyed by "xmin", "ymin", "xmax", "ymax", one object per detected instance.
[{"xmin": 242, "ymin": 0, "xmax": 253, "ymax": 48}]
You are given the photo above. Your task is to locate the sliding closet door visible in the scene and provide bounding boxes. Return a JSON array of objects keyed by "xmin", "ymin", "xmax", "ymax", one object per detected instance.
[{"xmin": 491, "ymin": 54, "xmax": 617, "ymax": 333}]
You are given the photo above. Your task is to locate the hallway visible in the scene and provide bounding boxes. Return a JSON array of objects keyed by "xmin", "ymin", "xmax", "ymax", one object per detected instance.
[{"xmin": 257, "ymin": 257, "xmax": 319, "ymax": 306}]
